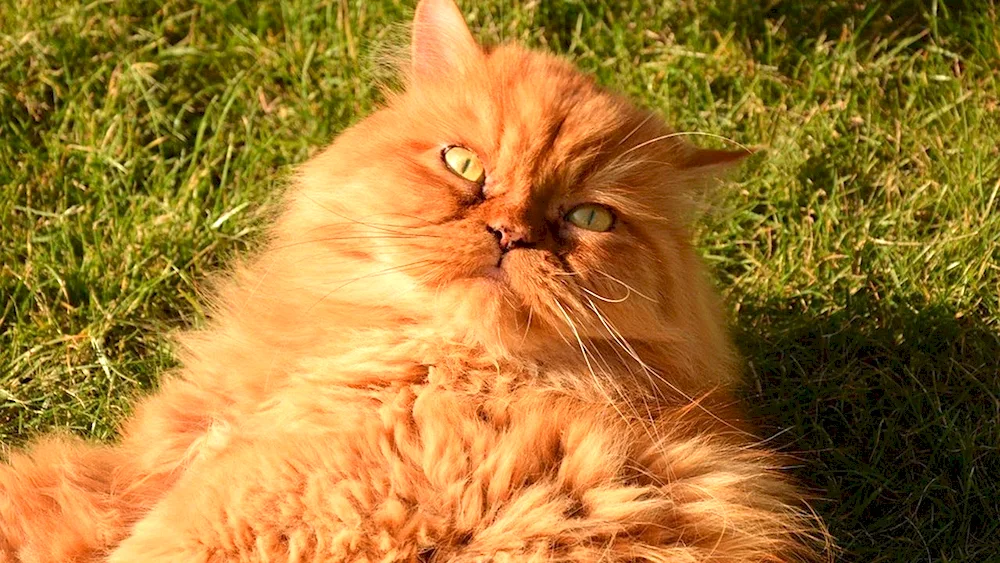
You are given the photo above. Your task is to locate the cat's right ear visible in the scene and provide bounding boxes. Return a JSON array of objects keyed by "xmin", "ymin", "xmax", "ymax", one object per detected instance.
[{"xmin": 411, "ymin": 0, "xmax": 483, "ymax": 80}]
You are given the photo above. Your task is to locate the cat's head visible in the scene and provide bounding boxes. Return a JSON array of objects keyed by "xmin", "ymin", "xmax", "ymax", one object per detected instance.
[{"xmin": 272, "ymin": 0, "xmax": 747, "ymax": 387}]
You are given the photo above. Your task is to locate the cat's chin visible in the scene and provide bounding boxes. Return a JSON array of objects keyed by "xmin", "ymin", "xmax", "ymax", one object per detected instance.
[
  {"xmin": 482, "ymin": 265, "xmax": 508, "ymax": 282},
  {"xmin": 424, "ymin": 271, "xmax": 529, "ymax": 351},
  {"xmin": 461, "ymin": 269, "xmax": 514, "ymax": 298}
]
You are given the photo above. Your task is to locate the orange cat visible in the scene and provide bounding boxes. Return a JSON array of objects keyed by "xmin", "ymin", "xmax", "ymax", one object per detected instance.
[{"xmin": 0, "ymin": 1, "xmax": 831, "ymax": 561}]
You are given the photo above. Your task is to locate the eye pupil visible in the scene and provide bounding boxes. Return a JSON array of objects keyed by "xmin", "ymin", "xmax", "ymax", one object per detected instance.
[
  {"xmin": 566, "ymin": 204, "xmax": 615, "ymax": 232},
  {"xmin": 442, "ymin": 146, "xmax": 485, "ymax": 184}
]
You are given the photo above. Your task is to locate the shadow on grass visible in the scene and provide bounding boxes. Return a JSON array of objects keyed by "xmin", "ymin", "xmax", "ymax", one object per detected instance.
[
  {"xmin": 689, "ymin": 0, "xmax": 993, "ymax": 71},
  {"xmin": 732, "ymin": 293, "xmax": 1000, "ymax": 561},
  {"xmin": 532, "ymin": 0, "xmax": 986, "ymax": 64},
  {"xmin": 699, "ymin": 0, "xmax": 970, "ymax": 41}
]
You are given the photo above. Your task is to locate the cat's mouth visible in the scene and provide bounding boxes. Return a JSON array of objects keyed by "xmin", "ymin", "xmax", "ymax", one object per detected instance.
[
  {"xmin": 470, "ymin": 252, "xmax": 526, "ymax": 287},
  {"xmin": 487, "ymin": 247, "xmax": 531, "ymax": 280},
  {"xmin": 480, "ymin": 248, "xmax": 544, "ymax": 285},
  {"xmin": 483, "ymin": 248, "xmax": 515, "ymax": 279}
]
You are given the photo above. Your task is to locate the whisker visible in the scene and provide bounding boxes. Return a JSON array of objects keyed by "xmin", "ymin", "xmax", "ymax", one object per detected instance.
[
  {"xmin": 581, "ymin": 286, "xmax": 630, "ymax": 304},
  {"xmin": 353, "ymin": 211, "xmax": 439, "ymax": 227},
  {"xmin": 518, "ymin": 303, "xmax": 535, "ymax": 346},
  {"xmin": 615, "ymin": 112, "xmax": 655, "ymax": 148},
  {"xmin": 552, "ymin": 297, "xmax": 636, "ymax": 426},
  {"xmin": 271, "ymin": 234, "xmax": 443, "ymax": 252},
  {"xmin": 581, "ymin": 296, "xmax": 666, "ymax": 402},
  {"xmin": 299, "ymin": 192, "xmax": 443, "ymax": 238},
  {"xmin": 305, "ymin": 260, "xmax": 433, "ymax": 312},
  {"xmin": 585, "ymin": 297, "xmax": 754, "ymax": 437},
  {"xmin": 594, "ymin": 270, "xmax": 658, "ymax": 303},
  {"xmin": 619, "ymin": 131, "xmax": 753, "ymax": 160}
]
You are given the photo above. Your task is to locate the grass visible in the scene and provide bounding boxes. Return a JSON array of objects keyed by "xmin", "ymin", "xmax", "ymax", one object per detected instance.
[{"xmin": 1, "ymin": 0, "xmax": 998, "ymax": 560}]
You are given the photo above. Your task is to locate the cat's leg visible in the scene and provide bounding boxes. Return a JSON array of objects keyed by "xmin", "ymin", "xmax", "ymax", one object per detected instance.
[
  {"xmin": 0, "ymin": 378, "xmax": 242, "ymax": 563},
  {"xmin": 105, "ymin": 439, "xmax": 306, "ymax": 563},
  {"xmin": 106, "ymin": 431, "xmax": 384, "ymax": 563},
  {"xmin": 0, "ymin": 436, "xmax": 135, "ymax": 563}
]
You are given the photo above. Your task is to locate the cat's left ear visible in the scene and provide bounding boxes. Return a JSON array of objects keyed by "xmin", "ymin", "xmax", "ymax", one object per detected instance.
[{"xmin": 411, "ymin": 0, "xmax": 483, "ymax": 80}]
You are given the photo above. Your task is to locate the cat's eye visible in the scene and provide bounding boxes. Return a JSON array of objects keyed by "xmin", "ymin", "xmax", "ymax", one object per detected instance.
[
  {"xmin": 442, "ymin": 146, "xmax": 485, "ymax": 184},
  {"xmin": 566, "ymin": 204, "xmax": 615, "ymax": 232}
]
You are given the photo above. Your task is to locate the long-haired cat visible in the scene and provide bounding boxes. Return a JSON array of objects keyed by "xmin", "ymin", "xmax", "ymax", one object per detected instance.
[{"xmin": 0, "ymin": 1, "xmax": 831, "ymax": 561}]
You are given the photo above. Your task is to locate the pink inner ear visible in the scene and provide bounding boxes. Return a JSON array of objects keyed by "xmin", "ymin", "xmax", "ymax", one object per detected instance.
[{"xmin": 411, "ymin": 0, "xmax": 482, "ymax": 78}]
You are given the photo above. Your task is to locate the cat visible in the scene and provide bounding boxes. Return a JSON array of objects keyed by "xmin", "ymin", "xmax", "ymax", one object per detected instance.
[{"xmin": 0, "ymin": 0, "xmax": 832, "ymax": 561}]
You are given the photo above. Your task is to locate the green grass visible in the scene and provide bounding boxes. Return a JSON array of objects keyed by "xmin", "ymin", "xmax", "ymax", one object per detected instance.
[{"xmin": 2, "ymin": 0, "xmax": 998, "ymax": 560}]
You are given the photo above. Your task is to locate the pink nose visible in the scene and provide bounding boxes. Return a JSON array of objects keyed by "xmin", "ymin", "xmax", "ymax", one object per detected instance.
[{"xmin": 486, "ymin": 222, "xmax": 537, "ymax": 252}]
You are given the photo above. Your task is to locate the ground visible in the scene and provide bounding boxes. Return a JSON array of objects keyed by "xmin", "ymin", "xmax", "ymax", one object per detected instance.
[{"xmin": 1, "ymin": 1, "xmax": 998, "ymax": 561}]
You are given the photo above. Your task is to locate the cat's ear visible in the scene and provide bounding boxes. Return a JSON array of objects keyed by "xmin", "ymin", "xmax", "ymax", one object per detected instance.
[
  {"xmin": 673, "ymin": 145, "xmax": 757, "ymax": 217},
  {"xmin": 411, "ymin": 0, "xmax": 483, "ymax": 80},
  {"xmin": 681, "ymin": 146, "xmax": 755, "ymax": 172}
]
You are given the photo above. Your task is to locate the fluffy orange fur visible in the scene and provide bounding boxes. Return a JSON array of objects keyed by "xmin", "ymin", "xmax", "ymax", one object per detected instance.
[{"xmin": 0, "ymin": 1, "xmax": 832, "ymax": 561}]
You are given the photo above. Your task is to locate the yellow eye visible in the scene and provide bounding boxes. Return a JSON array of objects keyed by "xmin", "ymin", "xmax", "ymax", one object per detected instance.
[
  {"xmin": 442, "ymin": 146, "xmax": 485, "ymax": 184},
  {"xmin": 566, "ymin": 204, "xmax": 615, "ymax": 232}
]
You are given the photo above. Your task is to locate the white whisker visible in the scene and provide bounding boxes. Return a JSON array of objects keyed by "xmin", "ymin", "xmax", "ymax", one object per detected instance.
[
  {"xmin": 581, "ymin": 286, "xmax": 630, "ymax": 304},
  {"xmin": 619, "ymin": 131, "xmax": 753, "ymax": 160},
  {"xmin": 595, "ymin": 270, "xmax": 659, "ymax": 303},
  {"xmin": 552, "ymin": 298, "xmax": 640, "ymax": 426},
  {"xmin": 615, "ymin": 112, "xmax": 655, "ymax": 148}
]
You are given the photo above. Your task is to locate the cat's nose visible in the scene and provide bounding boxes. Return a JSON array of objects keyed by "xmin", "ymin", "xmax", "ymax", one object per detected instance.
[{"xmin": 486, "ymin": 222, "xmax": 536, "ymax": 252}]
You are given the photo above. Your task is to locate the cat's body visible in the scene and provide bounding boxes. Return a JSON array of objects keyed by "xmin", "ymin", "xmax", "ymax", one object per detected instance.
[{"xmin": 0, "ymin": 1, "xmax": 829, "ymax": 561}]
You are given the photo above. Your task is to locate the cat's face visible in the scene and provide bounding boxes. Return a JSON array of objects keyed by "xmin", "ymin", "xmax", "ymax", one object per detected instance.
[{"xmin": 282, "ymin": 0, "xmax": 744, "ymax": 355}]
